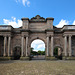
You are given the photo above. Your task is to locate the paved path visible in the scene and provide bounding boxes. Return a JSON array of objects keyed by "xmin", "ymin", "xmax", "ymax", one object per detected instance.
[{"xmin": 31, "ymin": 55, "xmax": 45, "ymax": 60}]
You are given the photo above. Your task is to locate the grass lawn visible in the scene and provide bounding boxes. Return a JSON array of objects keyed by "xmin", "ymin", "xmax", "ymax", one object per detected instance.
[{"xmin": 0, "ymin": 60, "xmax": 75, "ymax": 75}]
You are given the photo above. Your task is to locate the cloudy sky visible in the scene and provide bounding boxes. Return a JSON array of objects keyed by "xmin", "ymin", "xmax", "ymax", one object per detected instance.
[
  {"xmin": 0, "ymin": 0, "xmax": 75, "ymax": 51},
  {"xmin": 31, "ymin": 39, "xmax": 45, "ymax": 52}
]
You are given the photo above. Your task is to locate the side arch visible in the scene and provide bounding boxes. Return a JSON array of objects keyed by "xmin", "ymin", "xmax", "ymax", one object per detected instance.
[
  {"xmin": 53, "ymin": 45, "xmax": 63, "ymax": 60},
  {"xmin": 54, "ymin": 45, "xmax": 63, "ymax": 51},
  {"xmin": 13, "ymin": 46, "xmax": 21, "ymax": 60}
]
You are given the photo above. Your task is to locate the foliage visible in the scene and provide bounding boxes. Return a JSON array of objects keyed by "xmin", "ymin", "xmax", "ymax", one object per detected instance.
[
  {"xmin": 54, "ymin": 47, "xmax": 58, "ymax": 56},
  {"xmin": 38, "ymin": 50, "xmax": 45, "ymax": 55},
  {"xmin": 30, "ymin": 48, "xmax": 45, "ymax": 55}
]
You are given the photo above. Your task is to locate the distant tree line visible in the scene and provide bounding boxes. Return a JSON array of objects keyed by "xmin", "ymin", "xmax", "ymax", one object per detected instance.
[{"xmin": 31, "ymin": 48, "xmax": 45, "ymax": 55}]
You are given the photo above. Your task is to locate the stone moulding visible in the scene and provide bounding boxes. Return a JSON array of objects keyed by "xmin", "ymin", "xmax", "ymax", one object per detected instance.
[
  {"xmin": 20, "ymin": 57, "xmax": 30, "ymax": 60},
  {"xmin": 0, "ymin": 56, "xmax": 75, "ymax": 61},
  {"xmin": 0, "ymin": 57, "xmax": 11, "ymax": 61},
  {"xmin": 63, "ymin": 56, "xmax": 75, "ymax": 60},
  {"xmin": 45, "ymin": 56, "xmax": 58, "ymax": 60}
]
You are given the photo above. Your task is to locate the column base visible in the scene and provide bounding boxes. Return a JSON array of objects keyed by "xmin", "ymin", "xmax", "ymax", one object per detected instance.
[
  {"xmin": 45, "ymin": 56, "xmax": 58, "ymax": 60},
  {"xmin": 0, "ymin": 57, "xmax": 11, "ymax": 61},
  {"xmin": 63, "ymin": 56, "xmax": 75, "ymax": 60},
  {"xmin": 20, "ymin": 57, "xmax": 30, "ymax": 60}
]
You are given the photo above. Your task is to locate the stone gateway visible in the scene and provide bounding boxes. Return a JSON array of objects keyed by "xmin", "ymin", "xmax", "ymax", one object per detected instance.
[{"xmin": 0, "ymin": 15, "xmax": 75, "ymax": 60}]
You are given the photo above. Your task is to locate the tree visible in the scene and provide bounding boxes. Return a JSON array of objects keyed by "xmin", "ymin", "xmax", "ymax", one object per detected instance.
[
  {"xmin": 30, "ymin": 48, "xmax": 45, "ymax": 55},
  {"xmin": 31, "ymin": 47, "xmax": 34, "ymax": 55},
  {"xmin": 38, "ymin": 50, "xmax": 45, "ymax": 55},
  {"xmin": 31, "ymin": 47, "xmax": 34, "ymax": 53}
]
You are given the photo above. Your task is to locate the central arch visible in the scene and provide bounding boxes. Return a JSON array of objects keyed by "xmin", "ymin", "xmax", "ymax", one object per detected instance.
[{"xmin": 30, "ymin": 39, "xmax": 46, "ymax": 60}]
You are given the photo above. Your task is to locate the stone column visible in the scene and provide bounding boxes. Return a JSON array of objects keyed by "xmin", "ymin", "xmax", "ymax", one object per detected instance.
[
  {"xmin": 26, "ymin": 37, "xmax": 28, "ymax": 56},
  {"xmin": 3, "ymin": 36, "xmax": 7, "ymax": 56},
  {"xmin": 64, "ymin": 36, "xmax": 67, "ymax": 56},
  {"xmin": 21, "ymin": 36, "xmax": 24, "ymax": 57},
  {"xmin": 69, "ymin": 35, "xmax": 72, "ymax": 56},
  {"xmin": 47, "ymin": 36, "xmax": 49, "ymax": 56},
  {"xmin": 51, "ymin": 36, "xmax": 54, "ymax": 56},
  {"xmin": 8, "ymin": 36, "xmax": 11, "ymax": 57}
]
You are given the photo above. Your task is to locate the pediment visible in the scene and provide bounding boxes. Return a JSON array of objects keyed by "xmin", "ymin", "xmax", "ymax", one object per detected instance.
[{"xmin": 30, "ymin": 15, "xmax": 46, "ymax": 22}]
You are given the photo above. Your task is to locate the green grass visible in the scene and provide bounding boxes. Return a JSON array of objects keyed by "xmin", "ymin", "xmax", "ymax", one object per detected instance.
[{"xmin": 0, "ymin": 60, "xmax": 75, "ymax": 75}]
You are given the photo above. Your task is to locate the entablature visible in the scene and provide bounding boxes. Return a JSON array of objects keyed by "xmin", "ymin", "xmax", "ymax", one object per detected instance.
[{"xmin": 0, "ymin": 25, "xmax": 13, "ymax": 31}]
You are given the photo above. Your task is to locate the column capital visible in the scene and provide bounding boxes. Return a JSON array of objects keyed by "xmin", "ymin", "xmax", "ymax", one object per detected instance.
[
  {"xmin": 63, "ymin": 35, "xmax": 67, "ymax": 37},
  {"xmin": 21, "ymin": 35, "xmax": 24, "ymax": 37},
  {"xmin": 8, "ymin": 35, "xmax": 11, "ymax": 37},
  {"xmin": 3, "ymin": 35, "xmax": 11, "ymax": 37},
  {"xmin": 46, "ymin": 36, "xmax": 50, "ymax": 37},
  {"xmin": 68, "ymin": 35, "xmax": 72, "ymax": 37},
  {"xmin": 46, "ymin": 35, "xmax": 54, "ymax": 37},
  {"xmin": 25, "ymin": 36, "xmax": 29, "ymax": 37},
  {"xmin": 24, "ymin": 35, "xmax": 29, "ymax": 38},
  {"xmin": 50, "ymin": 35, "xmax": 54, "ymax": 37},
  {"xmin": 3, "ymin": 35, "xmax": 7, "ymax": 37},
  {"xmin": 46, "ymin": 35, "xmax": 50, "ymax": 37}
]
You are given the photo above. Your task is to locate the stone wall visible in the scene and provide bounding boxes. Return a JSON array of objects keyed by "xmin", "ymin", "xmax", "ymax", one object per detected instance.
[
  {"xmin": 54, "ymin": 34, "xmax": 64, "ymax": 48},
  {"xmin": 11, "ymin": 34, "xmax": 21, "ymax": 51},
  {"xmin": 29, "ymin": 23, "xmax": 46, "ymax": 31}
]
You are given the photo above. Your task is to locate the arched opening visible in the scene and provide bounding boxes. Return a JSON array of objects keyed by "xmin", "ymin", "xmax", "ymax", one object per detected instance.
[
  {"xmin": 54, "ymin": 46, "xmax": 63, "ymax": 60},
  {"xmin": 13, "ymin": 46, "xmax": 21, "ymax": 60},
  {"xmin": 30, "ymin": 39, "xmax": 45, "ymax": 60}
]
